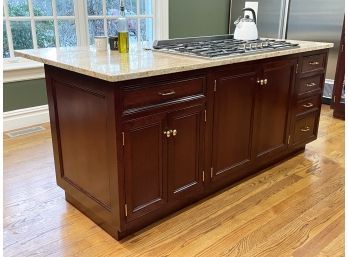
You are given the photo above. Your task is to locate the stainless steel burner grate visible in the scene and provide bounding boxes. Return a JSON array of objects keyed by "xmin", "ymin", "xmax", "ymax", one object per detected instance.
[{"xmin": 153, "ymin": 35, "xmax": 299, "ymax": 59}]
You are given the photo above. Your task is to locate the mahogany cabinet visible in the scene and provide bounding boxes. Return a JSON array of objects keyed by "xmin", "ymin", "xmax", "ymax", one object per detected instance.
[
  {"xmin": 210, "ymin": 58, "xmax": 296, "ymax": 183},
  {"xmin": 331, "ymin": 19, "xmax": 345, "ymax": 119},
  {"xmin": 44, "ymin": 49, "xmax": 329, "ymax": 240},
  {"xmin": 211, "ymin": 65, "xmax": 257, "ymax": 181},
  {"xmin": 122, "ymin": 103, "xmax": 205, "ymax": 222}
]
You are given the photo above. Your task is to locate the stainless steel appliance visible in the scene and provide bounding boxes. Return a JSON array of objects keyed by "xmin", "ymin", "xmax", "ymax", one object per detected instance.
[
  {"xmin": 229, "ymin": 0, "xmax": 344, "ymax": 81},
  {"xmin": 153, "ymin": 35, "xmax": 299, "ymax": 59}
]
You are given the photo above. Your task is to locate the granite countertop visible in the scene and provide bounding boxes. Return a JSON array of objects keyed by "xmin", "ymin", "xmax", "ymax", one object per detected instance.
[{"xmin": 15, "ymin": 40, "xmax": 334, "ymax": 82}]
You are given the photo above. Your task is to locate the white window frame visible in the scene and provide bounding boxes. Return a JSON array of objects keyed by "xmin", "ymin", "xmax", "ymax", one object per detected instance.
[
  {"xmin": 3, "ymin": 0, "xmax": 78, "ymax": 57},
  {"xmin": 3, "ymin": 0, "xmax": 168, "ymax": 80},
  {"xmin": 85, "ymin": 0, "xmax": 157, "ymax": 45}
]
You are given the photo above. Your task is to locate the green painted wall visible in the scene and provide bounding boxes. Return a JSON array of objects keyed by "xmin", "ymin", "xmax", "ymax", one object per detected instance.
[
  {"xmin": 4, "ymin": 1, "xmax": 231, "ymax": 111},
  {"xmin": 4, "ymin": 79, "xmax": 47, "ymax": 112},
  {"xmin": 169, "ymin": 0, "xmax": 231, "ymax": 38}
]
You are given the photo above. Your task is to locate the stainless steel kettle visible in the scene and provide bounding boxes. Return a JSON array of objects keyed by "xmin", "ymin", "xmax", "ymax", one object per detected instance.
[{"xmin": 234, "ymin": 8, "xmax": 259, "ymax": 41}]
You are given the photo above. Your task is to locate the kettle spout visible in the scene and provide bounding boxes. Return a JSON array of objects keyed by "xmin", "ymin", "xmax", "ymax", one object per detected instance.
[{"xmin": 234, "ymin": 16, "xmax": 241, "ymax": 25}]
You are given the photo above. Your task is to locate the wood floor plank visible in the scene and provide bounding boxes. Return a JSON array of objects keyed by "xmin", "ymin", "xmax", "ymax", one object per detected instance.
[
  {"xmin": 240, "ymin": 192, "xmax": 343, "ymax": 257},
  {"xmin": 171, "ymin": 171, "xmax": 342, "ymax": 257},
  {"xmin": 316, "ymin": 233, "xmax": 345, "ymax": 257},
  {"xmin": 292, "ymin": 213, "xmax": 344, "ymax": 257},
  {"xmin": 3, "ymin": 104, "xmax": 344, "ymax": 257}
]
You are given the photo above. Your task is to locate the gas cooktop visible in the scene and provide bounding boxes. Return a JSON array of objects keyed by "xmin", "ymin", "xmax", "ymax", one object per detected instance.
[{"xmin": 152, "ymin": 35, "xmax": 300, "ymax": 59}]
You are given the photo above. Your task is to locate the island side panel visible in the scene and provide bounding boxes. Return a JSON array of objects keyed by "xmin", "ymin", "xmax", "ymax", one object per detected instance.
[{"xmin": 44, "ymin": 65, "xmax": 121, "ymax": 237}]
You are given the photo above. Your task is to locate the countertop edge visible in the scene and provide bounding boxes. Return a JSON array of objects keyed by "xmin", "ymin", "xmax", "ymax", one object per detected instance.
[{"xmin": 14, "ymin": 43, "xmax": 334, "ymax": 83}]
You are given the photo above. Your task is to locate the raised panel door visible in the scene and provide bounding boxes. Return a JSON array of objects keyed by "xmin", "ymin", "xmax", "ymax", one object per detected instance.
[
  {"xmin": 253, "ymin": 59, "xmax": 296, "ymax": 159},
  {"xmin": 212, "ymin": 66, "xmax": 258, "ymax": 180},
  {"xmin": 167, "ymin": 104, "xmax": 205, "ymax": 200},
  {"xmin": 123, "ymin": 112, "xmax": 167, "ymax": 222}
]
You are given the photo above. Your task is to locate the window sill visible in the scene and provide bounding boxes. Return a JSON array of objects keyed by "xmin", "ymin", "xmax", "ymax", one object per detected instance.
[{"xmin": 3, "ymin": 57, "xmax": 45, "ymax": 83}]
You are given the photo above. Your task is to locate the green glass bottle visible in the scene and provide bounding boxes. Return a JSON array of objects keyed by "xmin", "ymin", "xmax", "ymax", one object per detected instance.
[{"xmin": 118, "ymin": 0, "xmax": 129, "ymax": 53}]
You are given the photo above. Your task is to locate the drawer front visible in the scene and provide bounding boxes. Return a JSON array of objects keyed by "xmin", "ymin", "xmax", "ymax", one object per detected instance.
[
  {"xmin": 123, "ymin": 77, "xmax": 205, "ymax": 111},
  {"xmin": 296, "ymin": 95, "xmax": 321, "ymax": 115},
  {"xmin": 297, "ymin": 75, "xmax": 322, "ymax": 96},
  {"xmin": 293, "ymin": 112, "xmax": 318, "ymax": 145},
  {"xmin": 301, "ymin": 54, "xmax": 326, "ymax": 73}
]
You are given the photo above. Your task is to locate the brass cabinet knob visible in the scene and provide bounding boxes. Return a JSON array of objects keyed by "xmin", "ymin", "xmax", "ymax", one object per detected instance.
[
  {"xmin": 172, "ymin": 129, "xmax": 177, "ymax": 136},
  {"xmin": 163, "ymin": 130, "xmax": 172, "ymax": 138},
  {"xmin": 264, "ymin": 79, "xmax": 268, "ymax": 85},
  {"xmin": 257, "ymin": 79, "xmax": 264, "ymax": 85}
]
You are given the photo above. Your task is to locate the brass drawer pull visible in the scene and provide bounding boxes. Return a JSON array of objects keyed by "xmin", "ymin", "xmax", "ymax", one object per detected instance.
[
  {"xmin": 306, "ymin": 82, "xmax": 317, "ymax": 87},
  {"xmin": 300, "ymin": 126, "xmax": 311, "ymax": 132},
  {"xmin": 158, "ymin": 90, "xmax": 176, "ymax": 96},
  {"xmin": 302, "ymin": 103, "xmax": 314, "ymax": 108},
  {"xmin": 309, "ymin": 61, "xmax": 320, "ymax": 65}
]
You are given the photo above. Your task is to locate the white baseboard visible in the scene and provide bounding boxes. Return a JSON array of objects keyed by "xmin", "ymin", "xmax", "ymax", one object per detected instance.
[{"xmin": 3, "ymin": 105, "xmax": 50, "ymax": 132}]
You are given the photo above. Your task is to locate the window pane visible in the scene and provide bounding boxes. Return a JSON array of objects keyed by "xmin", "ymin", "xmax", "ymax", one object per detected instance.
[
  {"xmin": 33, "ymin": 0, "xmax": 53, "ymax": 16},
  {"xmin": 56, "ymin": 0, "xmax": 74, "ymax": 16},
  {"xmin": 36, "ymin": 20, "xmax": 55, "ymax": 48},
  {"xmin": 10, "ymin": 21, "xmax": 33, "ymax": 50},
  {"xmin": 8, "ymin": 0, "xmax": 29, "ymax": 16},
  {"xmin": 128, "ymin": 18, "xmax": 137, "ymax": 44},
  {"xmin": 125, "ymin": 0, "xmax": 137, "ymax": 16},
  {"xmin": 58, "ymin": 20, "xmax": 77, "ymax": 47},
  {"xmin": 140, "ymin": 0, "xmax": 152, "ymax": 15},
  {"xmin": 140, "ymin": 18, "xmax": 152, "ymax": 42},
  {"xmin": 88, "ymin": 19, "xmax": 105, "ymax": 44},
  {"xmin": 106, "ymin": 0, "xmax": 119, "ymax": 16},
  {"xmin": 107, "ymin": 19, "xmax": 118, "ymax": 37},
  {"xmin": 3, "ymin": 22, "xmax": 10, "ymax": 58},
  {"xmin": 87, "ymin": 0, "xmax": 103, "ymax": 16}
]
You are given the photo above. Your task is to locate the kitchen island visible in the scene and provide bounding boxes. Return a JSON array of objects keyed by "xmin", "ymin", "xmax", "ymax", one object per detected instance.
[{"xmin": 16, "ymin": 39, "xmax": 333, "ymax": 240}]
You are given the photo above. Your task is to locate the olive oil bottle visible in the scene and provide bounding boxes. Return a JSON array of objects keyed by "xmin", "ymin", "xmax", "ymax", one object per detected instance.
[{"xmin": 118, "ymin": 1, "xmax": 129, "ymax": 53}]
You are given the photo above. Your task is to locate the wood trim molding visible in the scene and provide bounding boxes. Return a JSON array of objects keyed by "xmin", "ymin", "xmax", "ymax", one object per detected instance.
[
  {"xmin": 3, "ymin": 105, "xmax": 49, "ymax": 131},
  {"xmin": 4, "ymin": 57, "xmax": 44, "ymax": 83},
  {"xmin": 155, "ymin": 0, "xmax": 169, "ymax": 40}
]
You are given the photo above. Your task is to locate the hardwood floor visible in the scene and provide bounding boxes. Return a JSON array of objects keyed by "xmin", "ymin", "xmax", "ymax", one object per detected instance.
[{"xmin": 3, "ymin": 105, "xmax": 344, "ymax": 257}]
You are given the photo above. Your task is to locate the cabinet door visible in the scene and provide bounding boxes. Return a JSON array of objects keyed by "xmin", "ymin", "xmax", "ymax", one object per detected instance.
[
  {"xmin": 212, "ymin": 67, "xmax": 257, "ymax": 180},
  {"xmin": 123, "ymin": 112, "xmax": 167, "ymax": 222},
  {"xmin": 167, "ymin": 104, "xmax": 205, "ymax": 200},
  {"xmin": 253, "ymin": 59, "xmax": 296, "ymax": 160}
]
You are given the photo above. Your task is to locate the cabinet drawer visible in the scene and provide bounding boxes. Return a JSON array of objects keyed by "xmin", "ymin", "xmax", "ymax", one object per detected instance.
[
  {"xmin": 297, "ymin": 75, "xmax": 322, "ymax": 96},
  {"xmin": 301, "ymin": 54, "xmax": 326, "ymax": 73},
  {"xmin": 296, "ymin": 95, "xmax": 321, "ymax": 115},
  {"xmin": 122, "ymin": 77, "xmax": 205, "ymax": 111},
  {"xmin": 293, "ymin": 112, "xmax": 318, "ymax": 145}
]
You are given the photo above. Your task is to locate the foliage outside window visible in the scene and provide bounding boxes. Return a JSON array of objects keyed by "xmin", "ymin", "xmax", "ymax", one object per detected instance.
[{"xmin": 3, "ymin": 0, "xmax": 155, "ymax": 58}]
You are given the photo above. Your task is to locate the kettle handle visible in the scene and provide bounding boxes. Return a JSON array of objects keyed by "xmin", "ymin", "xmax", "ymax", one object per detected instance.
[{"xmin": 242, "ymin": 8, "xmax": 257, "ymax": 24}]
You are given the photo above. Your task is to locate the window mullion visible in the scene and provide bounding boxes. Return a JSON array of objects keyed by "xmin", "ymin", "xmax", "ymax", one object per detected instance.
[
  {"xmin": 28, "ymin": 0, "xmax": 38, "ymax": 49},
  {"xmin": 137, "ymin": 0, "xmax": 140, "ymax": 44},
  {"xmin": 103, "ymin": 0, "xmax": 107, "ymax": 36},
  {"xmin": 3, "ymin": 0, "xmax": 15, "ymax": 57},
  {"xmin": 75, "ymin": 0, "xmax": 88, "ymax": 46},
  {"xmin": 51, "ymin": 0, "xmax": 60, "ymax": 47},
  {"xmin": 151, "ymin": 0, "xmax": 158, "ymax": 40}
]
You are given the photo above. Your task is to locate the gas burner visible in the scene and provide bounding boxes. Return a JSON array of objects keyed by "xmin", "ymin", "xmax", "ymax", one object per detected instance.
[{"xmin": 153, "ymin": 35, "xmax": 299, "ymax": 59}]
